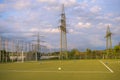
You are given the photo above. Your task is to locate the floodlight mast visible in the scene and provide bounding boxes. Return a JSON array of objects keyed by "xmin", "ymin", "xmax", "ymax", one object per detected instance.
[{"xmin": 59, "ymin": 4, "xmax": 68, "ymax": 59}]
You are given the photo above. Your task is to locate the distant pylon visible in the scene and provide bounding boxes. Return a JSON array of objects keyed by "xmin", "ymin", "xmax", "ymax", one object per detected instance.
[
  {"xmin": 36, "ymin": 32, "xmax": 40, "ymax": 61},
  {"xmin": 105, "ymin": 25, "xmax": 112, "ymax": 56},
  {"xmin": 0, "ymin": 37, "xmax": 1, "ymax": 62},
  {"xmin": 59, "ymin": 4, "xmax": 68, "ymax": 59}
]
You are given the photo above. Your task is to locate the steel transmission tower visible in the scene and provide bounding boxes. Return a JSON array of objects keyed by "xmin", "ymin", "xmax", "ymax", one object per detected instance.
[
  {"xmin": 59, "ymin": 4, "xmax": 68, "ymax": 59},
  {"xmin": 36, "ymin": 32, "xmax": 41, "ymax": 61},
  {"xmin": 105, "ymin": 25, "xmax": 112, "ymax": 56}
]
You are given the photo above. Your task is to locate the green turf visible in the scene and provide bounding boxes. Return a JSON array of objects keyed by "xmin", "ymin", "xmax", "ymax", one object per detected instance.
[{"xmin": 0, "ymin": 60, "xmax": 120, "ymax": 80}]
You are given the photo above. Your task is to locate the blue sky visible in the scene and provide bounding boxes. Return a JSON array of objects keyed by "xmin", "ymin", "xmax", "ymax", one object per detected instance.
[{"xmin": 0, "ymin": 0, "xmax": 120, "ymax": 51}]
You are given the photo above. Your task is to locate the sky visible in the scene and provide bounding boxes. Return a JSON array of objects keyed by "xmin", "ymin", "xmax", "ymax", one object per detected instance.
[{"xmin": 0, "ymin": 0, "xmax": 120, "ymax": 51}]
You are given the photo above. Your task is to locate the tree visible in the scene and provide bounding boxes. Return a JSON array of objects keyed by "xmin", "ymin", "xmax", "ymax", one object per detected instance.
[
  {"xmin": 68, "ymin": 49, "xmax": 75, "ymax": 59},
  {"xmin": 86, "ymin": 48, "xmax": 92, "ymax": 59},
  {"xmin": 114, "ymin": 45, "xmax": 120, "ymax": 53},
  {"xmin": 74, "ymin": 49, "xmax": 80, "ymax": 59},
  {"xmin": 114, "ymin": 45, "xmax": 120, "ymax": 58},
  {"xmin": 68, "ymin": 49, "xmax": 80, "ymax": 59}
]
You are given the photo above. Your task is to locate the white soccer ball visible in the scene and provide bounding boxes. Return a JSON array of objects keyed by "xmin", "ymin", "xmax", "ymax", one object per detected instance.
[{"xmin": 58, "ymin": 67, "xmax": 61, "ymax": 70}]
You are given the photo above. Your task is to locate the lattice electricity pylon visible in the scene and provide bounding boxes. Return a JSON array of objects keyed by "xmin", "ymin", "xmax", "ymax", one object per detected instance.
[
  {"xmin": 59, "ymin": 4, "xmax": 68, "ymax": 59},
  {"xmin": 105, "ymin": 25, "xmax": 113, "ymax": 55}
]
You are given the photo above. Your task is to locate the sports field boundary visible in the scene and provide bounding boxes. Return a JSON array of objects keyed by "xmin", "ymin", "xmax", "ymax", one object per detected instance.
[
  {"xmin": 0, "ymin": 70, "xmax": 112, "ymax": 73},
  {"xmin": 99, "ymin": 60, "xmax": 114, "ymax": 73}
]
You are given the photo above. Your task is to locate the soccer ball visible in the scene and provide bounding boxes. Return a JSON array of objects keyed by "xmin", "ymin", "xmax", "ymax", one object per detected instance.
[{"xmin": 58, "ymin": 67, "xmax": 61, "ymax": 70}]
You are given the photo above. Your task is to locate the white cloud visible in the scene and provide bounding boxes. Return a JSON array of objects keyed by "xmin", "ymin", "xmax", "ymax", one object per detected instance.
[
  {"xmin": 112, "ymin": 25, "xmax": 120, "ymax": 35},
  {"xmin": 37, "ymin": 0, "xmax": 77, "ymax": 7},
  {"xmin": 37, "ymin": 0, "xmax": 56, "ymax": 3},
  {"xmin": 26, "ymin": 28, "xmax": 62, "ymax": 38},
  {"xmin": 74, "ymin": 1, "xmax": 88, "ymax": 10},
  {"xmin": 68, "ymin": 28, "xmax": 79, "ymax": 34},
  {"xmin": 96, "ymin": 16, "xmax": 108, "ymax": 20},
  {"xmin": 38, "ymin": 0, "xmax": 77, "ymax": 12},
  {"xmin": 51, "ymin": 28, "xmax": 59, "ymax": 33},
  {"xmin": 80, "ymin": 2, "xmax": 88, "ymax": 9},
  {"xmin": 40, "ymin": 28, "xmax": 59, "ymax": 34},
  {"xmin": 0, "ymin": 3, "xmax": 6, "ymax": 12},
  {"xmin": 40, "ymin": 42, "xmax": 55, "ymax": 49},
  {"xmin": 97, "ymin": 23, "xmax": 112, "ymax": 30},
  {"xmin": 106, "ymin": 13, "xmax": 113, "ymax": 17},
  {"xmin": 31, "ymin": 26, "xmax": 56, "ymax": 33},
  {"xmin": 91, "ymin": 0, "xmax": 96, "ymax": 3},
  {"xmin": 95, "ymin": 14, "xmax": 114, "ymax": 22},
  {"xmin": 0, "ymin": 0, "xmax": 120, "ymax": 51},
  {"xmin": 77, "ymin": 22, "xmax": 92, "ymax": 28},
  {"xmin": 59, "ymin": 0, "xmax": 76, "ymax": 7},
  {"xmin": 76, "ymin": 17, "xmax": 83, "ymax": 20},
  {"xmin": 29, "ymin": 28, "xmax": 39, "ymax": 32},
  {"xmin": 12, "ymin": 0, "xmax": 31, "ymax": 10},
  {"xmin": 95, "ymin": 14, "xmax": 120, "ymax": 23},
  {"xmin": 69, "ymin": 29, "xmax": 74, "ymax": 33},
  {"xmin": 89, "ymin": 35, "xmax": 105, "ymax": 47},
  {"xmin": 90, "ymin": 6, "xmax": 101, "ymax": 13},
  {"xmin": 43, "ymin": 6, "xmax": 60, "ymax": 11},
  {"xmin": 114, "ymin": 16, "xmax": 120, "ymax": 22},
  {"xmin": 104, "ymin": 23, "xmax": 112, "ymax": 27}
]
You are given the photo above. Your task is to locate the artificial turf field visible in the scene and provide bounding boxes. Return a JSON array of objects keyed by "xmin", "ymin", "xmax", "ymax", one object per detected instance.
[{"xmin": 0, "ymin": 60, "xmax": 120, "ymax": 80}]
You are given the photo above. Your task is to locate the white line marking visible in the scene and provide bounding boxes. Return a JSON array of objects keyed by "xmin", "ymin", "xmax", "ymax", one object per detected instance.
[
  {"xmin": 99, "ymin": 60, "xmax": 114, "ymax": 73},
  {"xmin": 0, "ymin": 70, "xmax": 111, "ymax": 73}
]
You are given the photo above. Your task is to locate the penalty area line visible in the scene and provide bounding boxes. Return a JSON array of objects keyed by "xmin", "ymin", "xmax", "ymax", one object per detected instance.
[{"xmin": 99, "ymin": 60, "xmax": 114, "ymax": 73}]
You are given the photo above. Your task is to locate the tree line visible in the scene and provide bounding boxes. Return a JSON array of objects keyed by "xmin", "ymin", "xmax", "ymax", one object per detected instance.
[
  {"xmin": 51, "ymin": 44, "xmax": 120, "ymax": 59},
  {"xmin": 0, "ymin": 44, "xmax": 120, "ymax": 62}
]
